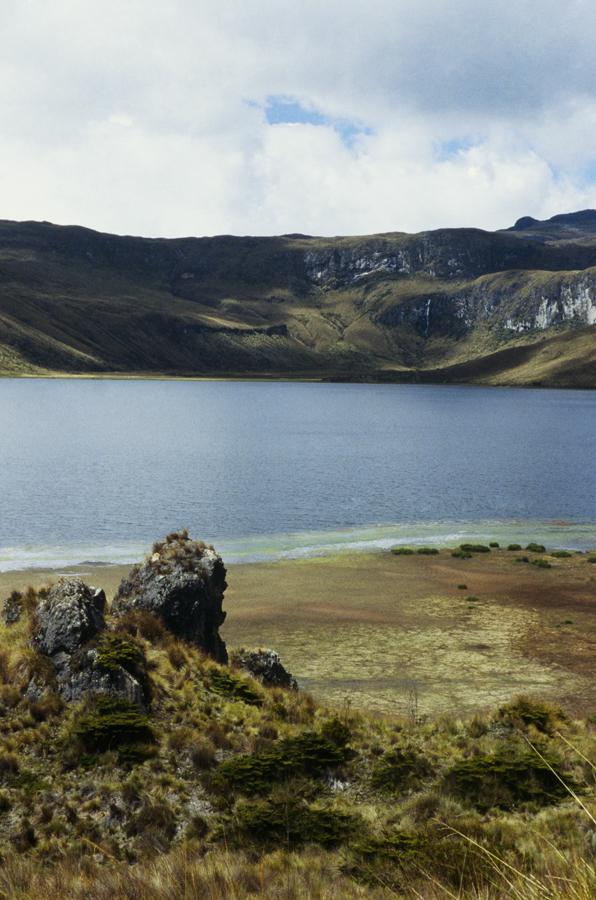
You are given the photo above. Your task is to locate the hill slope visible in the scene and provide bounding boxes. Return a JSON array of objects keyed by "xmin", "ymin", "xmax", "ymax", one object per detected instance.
[{"xmin": 0, "ymin": 214, "xmax": 595, "ymax": 386}]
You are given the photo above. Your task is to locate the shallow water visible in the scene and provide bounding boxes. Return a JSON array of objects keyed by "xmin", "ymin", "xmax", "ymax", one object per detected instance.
[{"xmin": 0, "ymin": 379, "xmax": 594, "ymax": 569}]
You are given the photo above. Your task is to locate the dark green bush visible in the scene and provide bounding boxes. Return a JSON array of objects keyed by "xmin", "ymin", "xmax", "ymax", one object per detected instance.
[
  {"xmin": 371, "ymin": 747, "xmax": 432, "ymax": 792},
  {"xmin": 391, "ymin": 547, "xmax": 415, "ymax": 555},
  {"xmin": 526, "ymin": 543, "xmax": 546, "ymax": 553},
  {"xmin": 232, "ymin": 797, "xmax": 357, "ymax": 848},
  {"xmin": 531, "ymin": 559, "xmax": 552, "ymax": 569},
  {"xmin": 489, "ymin": 542, "xmax": 500, "ymax": 548},
  {"xmin": 70, "ymin": 696, "xmax": 155, "ymax": 762},
  {"xmin": 497, "ymin": 697, "xmax": 565, "ymax": 735},
  {"xmin": 351, "ymin": 829, "xmax": 425, "ymax": 861},
  {"xmin": 515, "ymin": 556, "xmax": 530, "ymax": 563},
  {"xmin": 459, "ymin": 544, "xmax": 491, "ymax": 553},
  {"xmin": 457, "ymin": 584, "xmax": 467, "ymax": 590},
  {"xmin": 507, "ymin": 544, "xmax": 522, "ymax": 551},
  {"xmin": 550, "ymin": 550, "xmax": 572, "ymax": 559},
  {"xmin": 451, "ymin": 551, "xmax": 472, "ymax": 559},
  {"xmin": 444, "ymin": 748, "xmax": 570, "ymax": 810},
  {"xmin": 416, "ymin": 547, "xmax": 439, "ymax": 555},
  {"xmin": 588, "ymin": 556, "xmax": 596, "ymax": 564},
  {"xmin": 209, "ymin": 668, "xmax": 264, "ymax": 706},
  {"xmin": 465, "ymin": 596, "xmax": 480, "ymax": 602},
  {"xmin": 213, "ymin": 732, "xmax": 349, "ymax": 795}
]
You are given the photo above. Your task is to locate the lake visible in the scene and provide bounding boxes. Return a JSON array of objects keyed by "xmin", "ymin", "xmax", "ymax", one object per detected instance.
[{"xmin": 0, "ymin": 378, "xmax": 595, "ymax": 570}]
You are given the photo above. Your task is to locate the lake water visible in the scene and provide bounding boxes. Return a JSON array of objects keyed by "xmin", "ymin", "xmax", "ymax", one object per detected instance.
[{"xmin": 0, "ymin": 379, "xmax": 595, "ymax": 570}]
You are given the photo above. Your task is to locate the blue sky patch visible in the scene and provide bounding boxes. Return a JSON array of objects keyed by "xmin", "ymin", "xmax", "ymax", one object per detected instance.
[
  {"xmin": 435, "ymin": 136, "xmax": 476, "ymax": 160},
  {"xmin": 258, "ymin": 95, "xmax": 372, "ymax": 147}
]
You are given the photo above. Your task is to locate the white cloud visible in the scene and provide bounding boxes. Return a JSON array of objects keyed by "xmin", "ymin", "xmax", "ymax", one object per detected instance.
[{"xmin": 1, "ymin": 0, "xmax": 596, "ymax": 236}]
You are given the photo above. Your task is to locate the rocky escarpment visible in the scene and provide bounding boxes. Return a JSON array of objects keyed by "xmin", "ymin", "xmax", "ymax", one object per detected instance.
[
  {"xmin": 112, "ymin": 531, "xmax": 228, "ymax": 663},
  {"xmin": 0, "ymin": 214, "xmax": 595, "ymax": 385},
  {"xmin": 232, "ymin": 648, "xmax": 298, "ymax": 690}
]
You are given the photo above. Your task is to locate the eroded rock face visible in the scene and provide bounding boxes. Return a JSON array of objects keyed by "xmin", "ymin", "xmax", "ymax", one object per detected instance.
[
  {"xmin": 232, "ymin": 648, "xmax": 298, "ymax": 690},
  {"xmin": 111, "ymin": 531, "xmax": 228, "ymax": 663},
  {"xmin": 32, "ymin": 578, "xmax": 106, "ymax": 656}
]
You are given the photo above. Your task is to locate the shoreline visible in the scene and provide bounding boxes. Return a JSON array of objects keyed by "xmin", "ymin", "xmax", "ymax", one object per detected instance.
[{"xmin": 2, "ymin": 547, "xmax": 595, "ymax": 717}]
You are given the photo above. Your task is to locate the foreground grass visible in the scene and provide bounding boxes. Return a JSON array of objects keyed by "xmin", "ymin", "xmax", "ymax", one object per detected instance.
[{"xmin": 0, "ymin": 588, "xmax": 594, "ymax": 898}]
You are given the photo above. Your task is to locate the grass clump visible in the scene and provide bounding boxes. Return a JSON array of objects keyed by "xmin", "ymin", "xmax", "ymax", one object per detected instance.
[
  {"xmin": 371, "ymin": 746, "xmax": 432, "ymax": 792},
  {"xmin": 69, "ymin": 696, "xmax": 156, "ymax": 764},
  {"xmin": 526, "ymin": 542, "xmax": 546, "ymax": 553},
  {"xmin": 444, "ymin": 746, "xmax": 570, "ymax": 811},
  {"xmin": 209, "ymin": 668, "xmax": 264, "ymax": 707},
  {"xmin": 213, "ymin": 732, "xmax": 349, "ymax": 795},
  {"xmin": 390, "ymin": 546, "xmax": 415, "ymax": 555},
  {"xmin": 459, "ymin": 544, "xmax": 490, "ymax": 553},
  {"xmin": 497, "ymin": 696, "xmax": 566, "ymax": 734}
]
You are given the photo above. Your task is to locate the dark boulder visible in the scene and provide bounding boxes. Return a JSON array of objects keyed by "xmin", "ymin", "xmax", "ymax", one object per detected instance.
[
  {"xmin": 111, "ymin": 531, "xmax": 228, "ymax": 663},
  {"xmin": 231, "ymin": 648, "xmax": 298, "ymax": 689},
  {"xmin": 30, "ymin": 578, "xmax": 146, "ymax": 707},
  {"xmin": 32, "ymin": 578, "xmax": 106, "ymax": 656}
]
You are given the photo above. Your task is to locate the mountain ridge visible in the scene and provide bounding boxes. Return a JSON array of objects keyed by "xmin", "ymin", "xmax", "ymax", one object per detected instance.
[{"xmin": 0, "ymin": 213, "xmax": 594, "ymax": 386}]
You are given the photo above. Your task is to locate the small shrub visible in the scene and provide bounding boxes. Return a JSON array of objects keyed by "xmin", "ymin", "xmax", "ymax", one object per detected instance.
[
  {"xmin": 531, "ymin": 558, "xmax": 552, "ymax": 569},
  {"xmin": 498, "ymin": 697, "xmax": 565, "ymax": 734},
  {"xmin": 459, "ymin": 544, "xmax": 490, "ymax": 553},
  {"xmin": 319, "ymin": 718, "xmax": 351, "ymax": 748},
  {"xmin": 444, "ymin": 747, "xmax": 570, "ymax": 810},
  {"xmin": 550, "ymin": 550, "xmax": 573, "ymax": 558},
  {"xmin": 371, "ymin": 747, "xmax": 432, "ymax": 792},
  {"xmin": 167, "ymin": 643, "xmax": 188, "ymax": 670},
  {"xmin": 457, "ymin": 584, "xmax": 467, "ymax": 590},
  {"xmin": 465, "ymin": 596, "xmax": 480, "ymax": 602},
  {"xmin": 526, "ymin": 543, "xmax": 546, "ymax": 553},
  {"xmin": 0, "ymin": 752, "xmax": 20, "ymax": 776},
  {"xmin": 507, "ymin": 544, "xmax": 522, "ymax": 551},
  {"xmin": 416, "ymin": 547, "xmax": 439, "ymax": 555},
  {"xmin": 489, "ymin": 542, "xmax": 500, "ymax": 548},
  {"xmin": 351, "ymin": 829, "xmax": 425, "ymax": 861},
  {"xmin": 515, "ymin": 556, "xmax": 530, "ymax": 563},
  {"xmin": 70, "ymin": 696, "xmax": 156, "ymax": 763},
  {"xmin": 115, "ymin": 609, "xmax": 168, "ymax": 644},
  {"xmin": 126, "ymin": 800, "xmax": 177, "ymax": 851},
  {"xmin": 232, "ymin": 797, "xmax": 357, "ymax": 848},
  {"xmin": 209, "ymin": 668, "xmax": 263, "ymax": 707},
  {"xmin": 588, "ymin": 556, "xmax": 596, "ymax": 564},
  {"xmin": 213, "ymin": 732, "xmax": 349, "ymax": 795},
  {"xmin": 0, "ymin": 651, "xmax": 10, "ymax": 683},
  {"xmin": 451, "ymin": 551, "xmax": 472, "ymax": 559},
  {"xmin": 28, "ymin": 693, "xmax": 63, "ymax": 722},
  {"xmin": 0, "ymin": 790, "xmax": 10, "ymax": 813},
  {"xmin": 391, "ymin": 547, "xmax": 414, "ymax": 555}
]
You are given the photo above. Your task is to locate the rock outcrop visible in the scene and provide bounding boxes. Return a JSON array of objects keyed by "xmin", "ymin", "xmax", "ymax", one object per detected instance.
[
  {"xmin": 111, "ymin": 531, "xmax": 228, "ymax": 663},
  {"xmin": 232, "ymin": 648, "xmax": 298, "ymax": 690},
  {"xmin": 30, "ymin": 578, "xmax": 147, "ymax": 706}
]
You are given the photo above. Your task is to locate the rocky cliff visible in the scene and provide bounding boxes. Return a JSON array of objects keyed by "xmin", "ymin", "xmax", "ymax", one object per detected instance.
[{"xmin": 0, "ymin": 211, "xmax": 594, "ymax": 386}]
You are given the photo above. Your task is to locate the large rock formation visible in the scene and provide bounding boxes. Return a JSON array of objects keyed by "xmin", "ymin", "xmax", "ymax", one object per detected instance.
[
  {"xmin": 111, "ymin": 531, "xmax": 228, "ymax": 663},
  {"xmin": 30, "ymin": 577, "xmax": 147, "ymax": 706}
]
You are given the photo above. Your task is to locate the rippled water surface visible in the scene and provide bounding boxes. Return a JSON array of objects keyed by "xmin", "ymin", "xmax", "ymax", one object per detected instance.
[{"xmin": 0, "ymin": 379, "xmax": 594, "ymax": 568}]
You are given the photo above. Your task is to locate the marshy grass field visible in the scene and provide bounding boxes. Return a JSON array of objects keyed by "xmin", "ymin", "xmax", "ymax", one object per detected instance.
[{"xmin": 3, "ymin": 543, "xmax": 594, "ymax": 719}]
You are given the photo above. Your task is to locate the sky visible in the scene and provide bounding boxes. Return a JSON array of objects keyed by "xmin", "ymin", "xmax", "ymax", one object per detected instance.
[{"xmin": 2, "ymin": 0, "xmax": 596, "ymax": 237}]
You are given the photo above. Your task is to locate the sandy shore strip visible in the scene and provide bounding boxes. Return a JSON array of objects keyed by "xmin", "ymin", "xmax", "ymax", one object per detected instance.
[{"xmin": 1, "ymin": 549, "xmax": 594, "ymax": 717}]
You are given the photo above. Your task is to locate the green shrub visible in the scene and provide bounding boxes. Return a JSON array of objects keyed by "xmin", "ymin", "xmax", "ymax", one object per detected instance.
[
  {"xmin": 531, "ymin": 558, "xmax": 552, "ymax": 569},
  {"xmin": 459, "ymin": 544, "xmax": 490, "ymax": 553},
  {"xmin": 507, "ymin": 544, "xmax": 522, "ymax": 551},
  {"xmin": 70, "ymin": 696, "xmax": 155, "ymax": 763},
  {"xmin": 391, "ymin": 547, "xmax": 414, "ymax": 555},
  {"xmin": 587, "ymin": 556, "xmax": 596, "ymax": 564},
  {"xmin": 489, "ymin": 542, "xmax": 500, "ymax": 548},
  {"xmin": 526, "ymin": 543, "xmax": 546, "ymax": 553},
  {"xmin": 232, "ymin": 797, "xmax": 357, "ymax": 848},
  {"xmin": 416, "ymin": 547, "xmax": 439, "ymax": 555},
  {"xmin": 465, "ymin": 596, "xmax": 480, "ymax": 602},
  {"xmin": 209, "ymin": 668, "xmax": 264, "ymax": 707},
  {"xmin": 351, "ymin": 829, "xmax": 425, "ymax": 861},
  {"xmin": 550, "ymin": 550, "xmax": 573, "ymax": 558},
  {"xmin": 451, "ymin": 551, "xmax": 472, "ymax": 559},
  {"xmin": 515, "ymin": 556, "xmax": 530, "ymax": 563},
  {"xmin": 497, "ymin": 696, "xmax": 565, "ymax": 734},
  {"xmin": 371, "ymin": 747, "xmax": 432, "ymax": 792},
  {"xmin": 457, "ymin": 584, "xmax": 467, "ymax": 590},
  {"xmin": 213, "ymin": 732, "xmax": 349, "ymax": 795},
  {"xmin": 444, "ymin": 748, "xmax": 570, "ymax": 810}
]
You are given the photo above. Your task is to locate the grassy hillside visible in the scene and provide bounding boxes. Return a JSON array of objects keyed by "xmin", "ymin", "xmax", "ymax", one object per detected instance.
[
  {"xmin": 0, "ymin": 215, "xmax": 595, "ymax": 386},
  {"xmin": 0, "ymin": 574, "xmax": 594, "ymax": 898}
]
